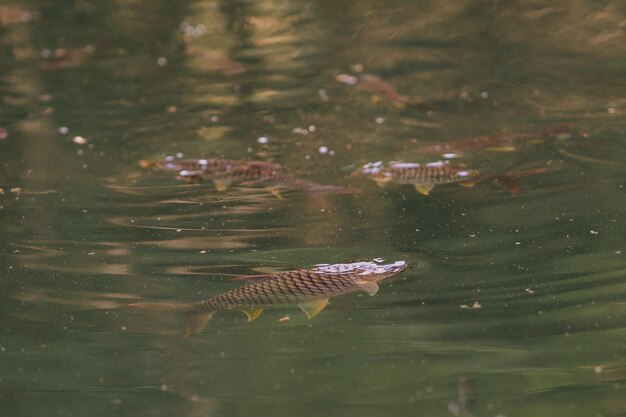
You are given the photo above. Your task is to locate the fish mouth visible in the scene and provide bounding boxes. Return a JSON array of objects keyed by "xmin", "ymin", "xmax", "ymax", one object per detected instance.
[{"xmin": 372, "ymin": 260, "xmax": 407, "ymax": 276}]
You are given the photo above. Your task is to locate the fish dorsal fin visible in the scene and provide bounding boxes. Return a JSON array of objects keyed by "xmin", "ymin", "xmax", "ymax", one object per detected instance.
[
  {"xmin": 414, "ymin": 183, "xmax": 434, "ymax": 195},
  {"xmin": 299, "ymin": 298, "xmax": 329, "ymax": 319},
  {"xmin": 238, "ymin": 306, "xmax": 264, "ymax": 322},
  {"xmin": 459, "ymin": 181, "xmax": 476, "ymax": 188},
  {"xmin": 355, "ymin": 280, "xmax": 379, "ymax": 296},
  {"xmin": 213, "ymin": 179, "xmax": 232, "ymax": 192},
  {"xmin": 183, "ymin": 311, "xmax": 215, "ymax": 338}
]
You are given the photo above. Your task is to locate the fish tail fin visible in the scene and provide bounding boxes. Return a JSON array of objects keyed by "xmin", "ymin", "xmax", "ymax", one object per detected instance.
[
  {"xmin": 183, "ymin": 311, "xmax": 215, "ymax": 338},
  {"xmin": 128, "ymin": 301, "xmax": 193, "ymax": 313},
  {"xmin": 129, "ymin": 302, "xmax": 215, "ymax": 337},
  {"xmin": 490, "ymin": 175, "xmax": 520, "ymax": 196}
]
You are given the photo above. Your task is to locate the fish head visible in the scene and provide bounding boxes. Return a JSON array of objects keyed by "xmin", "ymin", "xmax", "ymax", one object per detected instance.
[
  {"xmin": 315, "ymin": 260, "xmax": 407, "ymax": 281},
  {"xmin": 354, "ymin": 161, "xmax": 392, "ymax": 185}
]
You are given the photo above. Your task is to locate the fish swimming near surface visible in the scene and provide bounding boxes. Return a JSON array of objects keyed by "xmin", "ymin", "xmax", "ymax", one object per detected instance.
[
  {"xmin": 139, "ymin": 156, "xmax": 358, "ymax": 197},
  {"xmin": 355, "ymin": 160, "xmax": 548, "ymax": 196},
  {"xmin": 414, "ymin": 124, "xmax": 577, "ymax": 155},
  {"xmin": 130, "ymin": 260, "xmax": 408, "ymax": 336}
]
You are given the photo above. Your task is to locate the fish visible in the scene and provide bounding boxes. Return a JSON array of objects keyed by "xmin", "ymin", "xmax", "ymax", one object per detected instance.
[
  {"xmin": 337, "ymin": 73, "xmax": 433, "ymax": 110},
  {"xmin": 356, "ymin": 160, "xmax": 549, "ymax": 196},
  {"xmin": 356, "ymin": 160, "xmax": 482, "ymax": 195},
  {"xmin": 130, "ymin": 260, "xmax": 408, "ymax": 336},
  {"xmin": 414, "ymin": 124, "xmax": 575, "ymax": 155},
  {"xmin": 447, "ymin": 376, "xmax": 475, "ymax": 417},
  {"xmin": 139, "ymin": 156, "xmax": 359, "ymax": 197}
]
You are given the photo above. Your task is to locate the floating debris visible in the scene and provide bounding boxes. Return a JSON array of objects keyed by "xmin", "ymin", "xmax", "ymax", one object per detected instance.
[{"xmin": 72, "ymin": 136, "xmax": 88, "ymax": 145}]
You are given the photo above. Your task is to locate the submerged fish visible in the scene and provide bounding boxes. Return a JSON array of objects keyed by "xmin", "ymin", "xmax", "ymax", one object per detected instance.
[
  {"xmin": 415, "ymin": 124, "xmax": 575, "ymax": 155},
  {"xmin": 356, "ymin": 160, "xmax": 548, "ymax": 196},
  {"xmin": 337, "ymin": 73, "xmax": 433, "ymax": 110},
  {"xmin": 130, "ymin": 260, "xmax": 408, "ymax": 336},
  {"xmin": 139, "ymin": 156, "xmax": 358, "ymax": 197},
  {"xmin": 447, "ymin": 376, "xmax": 475, "ymax": 417},
  {"xmin": 357, "ymin": 160, "xmax": 482, "ymax": 195}
]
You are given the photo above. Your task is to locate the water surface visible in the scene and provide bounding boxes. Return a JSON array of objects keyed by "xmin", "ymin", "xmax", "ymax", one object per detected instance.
[{"xmin": 1, "ymin": 1, "xmax": 625, "ymax": 416}]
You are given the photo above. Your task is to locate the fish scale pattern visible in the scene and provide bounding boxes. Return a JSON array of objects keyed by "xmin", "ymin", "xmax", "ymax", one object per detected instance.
[{"xmin": 189, "ymin": 271, "xmax": 358, "ymax": 313}]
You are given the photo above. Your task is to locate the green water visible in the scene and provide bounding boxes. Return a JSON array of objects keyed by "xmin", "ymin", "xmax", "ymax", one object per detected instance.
[{"xmin": 1, "ymin": 1, "xmax": 625, "ymax": 416}]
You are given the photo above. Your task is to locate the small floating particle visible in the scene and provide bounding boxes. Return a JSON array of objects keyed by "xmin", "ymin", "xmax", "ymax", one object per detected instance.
[
  {"xmin": 160, "ymin": 384, "xmax": 168, "ymax": 391},
  {"xmin": 166, "ymin": 106, "xmax": 177, "ymax": 113},
  {"xmin": 210, "ymin": 115, "xmax": 219, "ymax": 123},
  {"xmin": 58, "ymin": 126, "xmax": 69, "ymax": 134},
  {"xmin": 594, "ymin": 366, "xmax": 603, "ymax": 374},
  {"xmin": 87, "ymin": 252, "xmax": 95, "ymax": 255},
  {"xmin": 157, "ymin": 57, "xmax": 168, "ymax": 66},
  {"xmin": 336, "ymin": 74, "xmax": 358, "ymax": 85},
  {"xmin": 480, "ymin": 91, "xmax": 489, "ymax": 99},
  {"xmin": 308, "ymin": 125, "xmax": 316, "ymax": 132},
  {"xmin": 318, "ymin": 146, "xmax": 329, "ymax": 155},
  {"xmin": 0, "ymin": 128, "xmax": 7, "ymax": 140},
  {"xmin": 176, "ymin": 152, "xmax": 184, "ymax": 158},
  {"xmin": 471, "ymin": 302, "xmax": 482, "ymax": 310},
  {"xmin": 442, "ymin": 153, "xmax": 458, "ymax": 159},
  {"xmin": 278, "ymin": 316, "xmax": 290, "ymax": 322},
  {"xmin": 329, "ymin": 150, "xmax": 335, "ymax": 156},
  {"xmin": 318, "ymin": 89, "xmax": 329, "ymax": 101},
  {"xmin": 257, "ymin": 136, "xmax": 269, "ymax": 144},
  {"xmin": 72, "ymin": 136, "xmax": 87, "ymax": 145},
  {"xmin": 375, "ymin": 117, "xmax": 384, "ymax": 124},
  {"xmin": 460, "ymin": 304, "xmax": 470, "ymax": 309},
  {"xmin": 525, "ymin": 288, "xmax": 535, "ymax": 294},
  {"xmin": 292, "ymin": 127, "xmax": 309, "ymax": 135},
  {"xmin": 607, "ymin": 107, "xmax": 616, "ymax": 114},
  {"xmin": 590, "ymin": 230, "xmax": 598, "ymax": 235},
  {"xmin": 10, "ymin": 188, "xmax": 21, "ymax": 193},
  {"xmin": 352, "ymin": 63, "xmax": 364, "ymax": 73},
  {"xmin": 304, "ymin": 154, "xmax": 311, "ymax": 160}
]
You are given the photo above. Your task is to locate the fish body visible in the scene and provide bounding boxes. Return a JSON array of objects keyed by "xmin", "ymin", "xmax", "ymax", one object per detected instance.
[
  {"xmin": 357, "ymin": 160, "xmax": 482, "ymax": 195},
  {"xmin": 415, "ymin": 125, "xmax": 573, "ymax": 155},
  {"xmin": 131, "ymin": 260, "xmax": 408, "ymax": 335},
  {"xmin": 140, "ymin": 156, "xmax": 357, "ymax": 196}
]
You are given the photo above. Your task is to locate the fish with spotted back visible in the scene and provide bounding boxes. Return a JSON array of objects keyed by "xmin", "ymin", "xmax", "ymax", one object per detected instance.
[
  {"xmin": 139, "ymin": 156, "xmax": 359, "ymax": 197},
  {"xmin": 355, "ymin": 160, "xmax": 549, "ymax": 195},
  {"xmin": 130, "ymin": 260, "xmax": 408, "ymax": 336}
]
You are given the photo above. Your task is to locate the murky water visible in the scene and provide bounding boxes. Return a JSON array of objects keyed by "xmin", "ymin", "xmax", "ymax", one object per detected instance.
[{"xmin": 1, "ymin": 1, "xmax": 625, "ymax": 416}]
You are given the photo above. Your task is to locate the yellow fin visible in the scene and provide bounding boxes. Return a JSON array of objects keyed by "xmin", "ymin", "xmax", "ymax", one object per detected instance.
[
  {"xmin": 267, "ymin": 187, "xmax": 284, "ymax": 200},
  {"xmin": 238, "ymin": 306, "xmax": 264, "ymax": 322},
  {"xmin": 459, "ymin": 181, "xmax": 476, "ymax": 188},
  {"xmin": 355, "ymin": 280, "xmax": 379, "ymax": 296},
  {"xmin": 485, "ymin": 146, "xmax": 517, "ymax": 152},
  {"xmin": 374, "ymin": 177, "xmax": 391, "ymax": 187},
  {"xmin": 414, "ymin": 183, "xmax": 434, "ymax": 195},
  {"xmin": 213, "ymin": 179, "xmax": 232, "ymax": 192},
  {"xmin": 299, "ymin": 299, "xmax": 329, "ymax": 319},
  {"xmin": 183, "ymin": 311, "xmax": 214, "ymax": 338}
]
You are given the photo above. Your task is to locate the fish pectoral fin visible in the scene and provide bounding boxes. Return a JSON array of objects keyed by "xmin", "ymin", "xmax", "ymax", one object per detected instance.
[
  {"xmin": 238, "ymin": 306, "xmax": 264, "ymax": 322},
  {"xmin": 374, "ymin": 177, "xmax": 391, "ymax": 187},
  {"xmin": 183, "ymin": 311, "xmax": 215, "ymax": 338},
  {"xmin": 355, "ymin": 280, "xmax": 379, "ymax": 296},
  {"xmin": 213, "ymin": 179, "xmax": 232, "ymax": 192},
  {"xmin": 459, "ymin": 181, "xmax": 476, "ymax": 188},
  {"xmin": 414, "ymin": 183, "xmax": 434, "ymax": 195},
  {"xmin": 267, "ymin": 187, "xmax": 284, "ymax": 200},
  {"xmin": 299, "ymin": 298, "xmax": 329, "ymax": 319}
]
